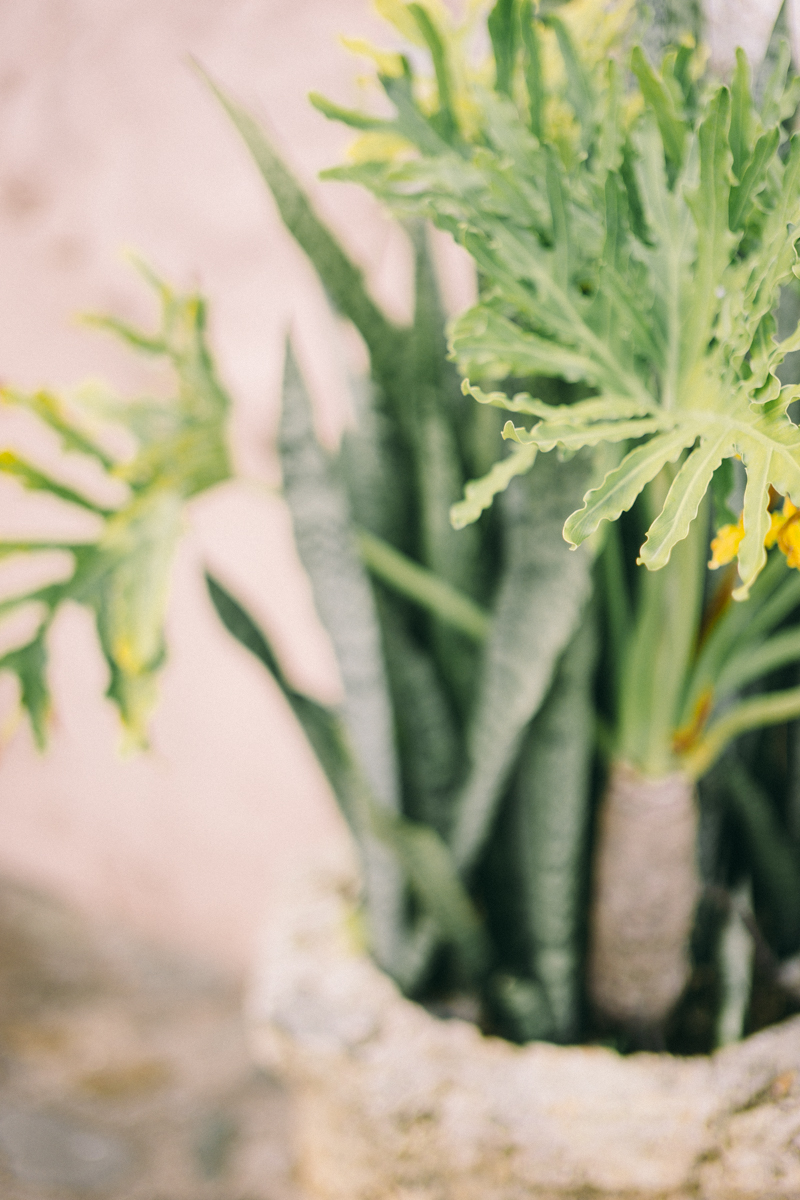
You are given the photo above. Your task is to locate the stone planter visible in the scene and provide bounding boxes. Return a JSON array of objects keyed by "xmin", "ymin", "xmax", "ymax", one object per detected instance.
[{"xmin": 248, "ymin": 856, "xmax": 800, "ymax": 1200}]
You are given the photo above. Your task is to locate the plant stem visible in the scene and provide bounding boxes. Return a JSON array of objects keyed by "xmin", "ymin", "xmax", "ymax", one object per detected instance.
[
  {"xmin": 617, "ymin": 476, "xmax": 709, "ymax": 775},
  {"xmin": 356, "ymin": 529, "xmax": 490, "ymax": 642}
]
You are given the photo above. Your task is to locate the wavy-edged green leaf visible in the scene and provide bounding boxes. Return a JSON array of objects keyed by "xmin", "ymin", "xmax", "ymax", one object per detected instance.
[
  {"xmin": 305, "ymin": 92, "xmax": 389, "ymax": 132},
  {"xmin": 450, "ymin": 305, "xmax": 607, "ymax": 385},
  {"xmin": 730, "ymin": 126, "xmax": 781, "ymax": 231},
  {"xmin": 380, "ymin": 71, "xmax": 456, "ymax": 157},
  {"xmin": 0, "ymin": 633, "xmax": 50, "ymax": 749},
  {"xmin": 0, "ymin": 451, "xmax": 112, "ymax": 516},
  {"xmin": 630, "ymin": 45, "xmax": 686, "ymax": 176},
  {"xmin": 0, "ymin": 269, "xmax": 232, "ymax": 745},
  {"xmin": 505, "ymin": 415, "xmax": 666, "ymax": 453},
  {"xmin": 408, "ymin": 4, "xmax": 457, "ymax": 142},
  {"xmin": 451, "ymin": 449, "xmax": 594, "ymax": 872},
  {"xmin": 638, "ymin": 430, "xmax": 730, "ymax": 570},
  {"xmin": 563, "ymin": 426, "xmax": 699, "ymax": 549},
  {"xmin": 545, "ymin": 15, "xmax": 593, "ymax": 147},
  {"xmin": 450, "ymin": 443, "xmax": 537, "ymax": 530},
  {"xmin": 464, "ymin": 381, "xmax": 656, "ymax": 423},
  {"xmin": 729, "ymin": 48, "xmax": 753, "ymax": 185},
  {"xmin": 1, "ymin": 389, "xmax": 114, "ymax": 470},
  {"xmin": 519, "ymin": 0, "xmax": 544, "ymax": 139},
  {"xmin": 683, "ymin": 87, "xmax": 736, "ymax": 372}
]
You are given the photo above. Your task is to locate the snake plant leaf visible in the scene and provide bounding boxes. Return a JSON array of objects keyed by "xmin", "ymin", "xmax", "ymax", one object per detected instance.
[
  {"xmin": 724, "ymin": 757, "xmax": 800, "ymax": 955},
  {"xmin": 340, "ymin": 377, "xmax": 411, "ymax": 548},
  {"xmin": 278, "ymin": 346, "xmax": 408, "ymax": 975},
  {"xmin": 0, "ymin": 268, "xmax": 232, "ymax": 746},
  {"xmin": 205, "ymin": 572, "xmax": 487, "ymax": 980},
  {"xmin": 512, "ymin": 610, "xmax": 597, "ymax": 1041},
  {"xmin": 278, "ymin": 345, "xmax": 400, "ymax": 811},
  {"xmin": 199, "ymin": 70, "xmax": 404, "ymax": 378},
  {"xmin": 451, "ymin": 448, "xmax": 594, "ymax": 873},
  {"xmin": 377, "ymin": 595, "xmax": 462, "ymax": 840}
]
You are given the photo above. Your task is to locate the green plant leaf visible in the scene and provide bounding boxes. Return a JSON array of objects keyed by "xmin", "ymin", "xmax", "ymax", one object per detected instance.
[
  {"xmin": 545, "ymin": 14, "xmax": 594, "ymax": 147},
  {"xmin": 724, "ymin": 757, "xmax": 800, "ymax": 954},
  {"xmin": 563, "ymin": 426, "xmax": 699, "ymax": 549},
  {"xmin": 450, "ymin": 442, "xmax": 537, "ymax": 530},
  {"xmin": 357, "ymin": 529, "xmax": 489, "ymax": 642},
  {"xmin": 511, "ymin": 611, "xmax": 597, "ymax": 1040},
  {"xmin": 729, "ymin": 48, "xmax": 753, "ymax": 185},
  {"xmin": 277, "ymin": 345, "xmax": 410, "ymax": 975},
  {"xmin": 630, "ymin": 45, "xmax": 686, "ymax": 176},
  {"xmin": 0, "ymin": 633, "xmax": 50, "ymax": 749},
  {"xmin": 205, "ymin": 573, "xmax": 487, "ymax": 980},
  {"xmin": 314, "ymin": 23, "xmax": 800, "ymax": 599},
  {"xmin": 198, "ymin": 69, "xmax": 404, "ymax": 377},
  {"xmin": 0, "ymin": 269, "xmax": 232, "ymax": 746},
  {"xmin": 488, "ymin": 0, "xmax": 517, "ymax": 97},
  {"xmin": 408, "ymin": 4, "xmax": 458, "ymax": 141},
  {"xmin": 378, "ymin": 596, "xmax": 462, "ymax": 840},
  {"xmin": 519, "ymin": 0, "xmax": 544, "ymax": 138},
  {"xmin": 450, "ymin": 449, "xmax": 594, "ymax": 873},
  {"xmin": 682, "ymin": 86, "xmax": 736, "ymax": 373},
  {"xmin": 278, "ymin": 346, "xmax": 400, "ymax": 811}
]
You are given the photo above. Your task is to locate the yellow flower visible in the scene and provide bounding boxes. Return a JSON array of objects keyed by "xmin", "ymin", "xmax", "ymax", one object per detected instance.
[
  {"xmin": 711, "ymin": 496, "xmax": 800, "ymax": 574},
  {"xmin": 775, "ymin": 498, "xmax": 800, "ymax": 568},
  {"xmin": 708, "ymin": 514, "xmax": 744, "ymax": 569}
]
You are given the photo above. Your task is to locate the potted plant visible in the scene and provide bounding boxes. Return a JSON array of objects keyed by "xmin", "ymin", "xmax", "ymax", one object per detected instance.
[{"xmin": 4, "ymin": 0, "xmax": 800, "ymax": 1193}]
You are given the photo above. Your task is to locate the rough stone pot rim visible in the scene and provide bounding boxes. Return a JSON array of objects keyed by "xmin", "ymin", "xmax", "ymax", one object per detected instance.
[{"xmin": 247, "ymin": 852, "xmax": 800, "ymax": 1200}]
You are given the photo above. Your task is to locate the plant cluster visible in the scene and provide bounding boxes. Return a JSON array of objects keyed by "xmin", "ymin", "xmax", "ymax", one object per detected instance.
[{"xmin": 5, "ymin": 0, "xmax": 800, "ymax": 1049}]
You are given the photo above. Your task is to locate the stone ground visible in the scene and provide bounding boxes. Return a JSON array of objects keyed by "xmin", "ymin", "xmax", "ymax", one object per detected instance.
[{"xmin": 0, "ymin": 873, "xmax": 304, "ymax": 1200}]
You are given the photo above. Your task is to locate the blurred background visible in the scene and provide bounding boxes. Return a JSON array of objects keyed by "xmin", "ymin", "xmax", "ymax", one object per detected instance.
[{"xmin": 0, "ymin": 0, "xmax": 438, "ymax": 976}]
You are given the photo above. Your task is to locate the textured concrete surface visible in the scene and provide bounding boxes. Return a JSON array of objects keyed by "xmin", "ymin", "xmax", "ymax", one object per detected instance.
[
  {"xmin": 0, "ymin": 871, "xmax": 304, "ymax": 1198},
  {"xmin": 251, "ymin": 858, "xmax": 800, "ymax": 1200}
]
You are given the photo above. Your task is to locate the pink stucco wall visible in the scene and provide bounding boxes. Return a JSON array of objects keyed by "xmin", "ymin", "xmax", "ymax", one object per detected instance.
[{"xmin": 0, "ymin": 0, "xmax": 414, "ymax": 972}]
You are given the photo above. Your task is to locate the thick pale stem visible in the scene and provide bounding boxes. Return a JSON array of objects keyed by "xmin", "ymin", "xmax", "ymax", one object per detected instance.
[{"xmin": 588, "ymin": 762, "xmax": 700, "ymax": 1031}]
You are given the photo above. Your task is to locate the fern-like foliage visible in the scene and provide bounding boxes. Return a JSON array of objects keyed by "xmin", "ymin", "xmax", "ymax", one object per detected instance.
[
  {"xmin": 0, "ymin": 263, "xmax": 232, "ymax": 746},
  {"xmin": 315, "ymin": 0, "xmax": 800, "ymax": 598}
]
